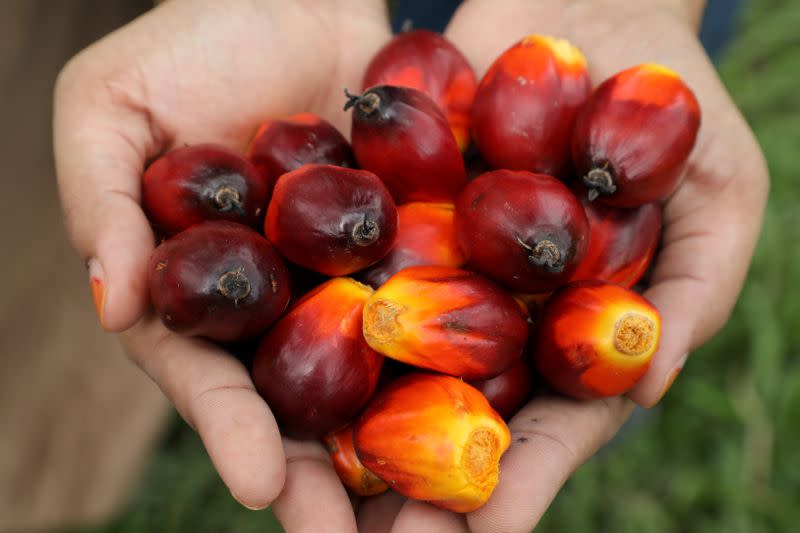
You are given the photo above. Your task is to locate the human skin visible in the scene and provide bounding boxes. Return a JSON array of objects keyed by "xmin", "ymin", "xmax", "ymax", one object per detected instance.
[{"xmin": 53, "ymin": 0, "xmax": 768, "ymax": 531}]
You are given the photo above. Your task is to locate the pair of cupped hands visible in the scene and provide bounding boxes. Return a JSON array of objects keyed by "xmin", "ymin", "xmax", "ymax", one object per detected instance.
[{"xmin": 54, "ymin": 0, "xmax": 768, "ymax": 531}]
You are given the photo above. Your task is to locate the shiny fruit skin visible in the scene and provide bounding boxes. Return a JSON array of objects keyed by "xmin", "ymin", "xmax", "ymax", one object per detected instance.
[
  {"xmin": 359, "ymin": 202, "xmax": 465, "ymax": 288},
  {"xmin": 471, "ymin": 35, "xmax": 591, "ymax": 178},
  {"xmin": 324, "ymin": 424, "xmax": 389, "ymax": 496},
  {"xmin": 468, "ymin": 358, "xmax": 534, "ymax": 421},
  {"xmin": 454, "ymin": 170, "xmax": 589, "ymax": 293},
  {"xmin": 252, "ymin": 278, "xmax": 383, "ymax": 439},
  {"xmin": 246, "ymin": 113, "xmax": 354, "ymax": 195},
  {"xmin": 354, "ymin": 373, "xmax": 510, "ymax": 512},
  {"xmin": 147, "ymin": 221, "xmax": 290, "ymax": 342},
  {"xmin": 362, "ymin": 266, "xmax": 529, "ymax": 380},
  {"xmin": 534, "ymin": 280, "xmax": 661, "ymax": 399},
  {"xmin": 142, "ymin": 144, "xmax": 268, "ymax": 236},
  {"xmin": 571, "ymin": 192, "xmax": 661, "ymax": 288},
  {"xmin": 362, "ymin": 30, "xmax": 478, "ymax": 152},
  {"xmin": 346, "ymin": 85, "xmax": 467, "ymax": 203},
  {"xmin": 264, "ymin": 164, "xmax": 398, "ymax": 276},
  {"xmin": 572, "ymin": 63, "xmax": 701, "ymax": 207}
]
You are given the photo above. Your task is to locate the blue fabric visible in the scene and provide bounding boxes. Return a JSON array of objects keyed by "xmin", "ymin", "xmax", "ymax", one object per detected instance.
[{"xmin": 391, "ymin": 0, "xmax": 744, "ymax": 62}]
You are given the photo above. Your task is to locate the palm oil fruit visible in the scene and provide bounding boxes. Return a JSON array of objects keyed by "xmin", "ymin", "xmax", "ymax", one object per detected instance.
[
  {"xmin": 359, "ymin": 202, "xmax": 465, "ymax": 288},
  {"xmin": 455, "ymin": 170, "xmax": 589, "ymax": 293},
  {"xmin": 345, "ymin": 85, "xmax": 467, "ymax": 203},
  {"xmin": 534, "ymin": 280, "xmax": 661, "ymax": 399},
  {"xmin": 362, "ymin": 30, "xmax": 478, "ymax": 152},
  {"xmin": 264, "ymin": 164, "xmax": 398, "ymax": 276},
  {"xmin": 468, "ymin": 358, "xmax": 534, "ymax": 421},
  {"xmin": 471, "ymin": 35, "xmax": 591, "ymax": 178},
  {"xmin": 147, "ymin": 221, "xmax": 290, "ymax": 342},
  {"xmin": 246, "ymin": 113, "xmax": 354, "ymax": 195},
  {"xmin": 571, "ymin": 192, "xmax": 661, "ymax": 288},
  {"xmin": 251, "ymin": 278, "xmax": 383, "ymax": 439},
  {"xmin": 354, "ymin": 373, "xmax": 511, "ymax": 513},
  {"xmin": 362, "ymin": 265, "xmax": 529, "ymax": 380},
  {"xmin": 324, "ymin": 424, "xmax": 389, "ymax": 496},
  {"xmin": 572, "ymin": 63, "xmax": 701, "ymax": 207},
  {"xmin": 142, "ymin": 144, "xmax": 268, "ymax": 236}
]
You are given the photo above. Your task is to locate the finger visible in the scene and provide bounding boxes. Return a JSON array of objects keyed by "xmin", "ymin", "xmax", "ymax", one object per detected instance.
[
  {"xmin": 120, "ymin": 315, "xmax": 285, "ymax": 509},
  {"xmin": 272, "ymin": 439, "xmax": 359, "ymax": 532},
  {"xmin": 391, "ymin": 500, "xmax": 468, "ymax": 533},
  {"xmin": 357, "ymin": 491, "xmax": 406, "ymax": 533},
  {"xmin": 54, "ymin": 54, "xmax": 163, "ymax": 332},
  {"xmin": 628, "ymin": 135, "xmax": 768, "ymax": 406},
  {"xmin": 467, "ymin": 395, "xmax": 635, "ymax": 533}
]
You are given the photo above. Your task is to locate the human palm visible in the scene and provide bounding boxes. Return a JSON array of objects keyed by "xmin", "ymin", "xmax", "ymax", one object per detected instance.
[{"xmin": 54, "ymin": 0, "xmax": 768, "ymax": 531}]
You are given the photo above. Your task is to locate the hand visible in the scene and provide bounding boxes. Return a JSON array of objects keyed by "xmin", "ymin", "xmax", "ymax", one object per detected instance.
[
  {"xmin": 54, "ymin": 0, "xmax": 391, "ymax": 528},
  {"xmin": 360, "ymin": 1, "xmax": 765, "ymax": 531}
]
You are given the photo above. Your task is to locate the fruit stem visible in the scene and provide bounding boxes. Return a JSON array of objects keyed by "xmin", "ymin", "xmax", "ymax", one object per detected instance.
[
  {"xmin": 213, "ymin": 185, "xmax": 245, "ymax": 214},
  {"xmin": 516, "ymin": 235, "xmax": 563, "ymax": 272},
  {"xmin": 352, "ymin": 213, "xmax": 380, "ymax": 246},
  {"xmin": 218, "ymin": 267, "xmax": 251, "ymax": 304},
  {"xmin": 583, "ymin": 167, "xmax": 617, "ymax": 201},
  {"xmin": 343, "ymin": 88, "xmax": 381, "ymax": 115},
  {"xmin": 614, "ymin": 313, "xmax": 656, "ymax": 356}
]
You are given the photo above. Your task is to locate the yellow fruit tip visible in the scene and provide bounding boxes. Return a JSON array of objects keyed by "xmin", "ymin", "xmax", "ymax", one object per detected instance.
[
  {"xmin": 522, "ymin": 34, "xmax": 587, "ymax": 69},
  {"xmin": 614, "ymin": 312, "xmax": 656, "ymax": 356},
  {"xmin": 639, "ymin": 63, "xmax": 680, "ymax": 78}
]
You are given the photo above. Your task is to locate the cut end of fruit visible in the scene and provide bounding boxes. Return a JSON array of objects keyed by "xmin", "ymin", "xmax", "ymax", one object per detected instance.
[
  {"xmin": 517, "ymin": 234, "xmax": 563, "ymax": 273},
  {"xmin": 218, "ymin": 268, "xmax": 251, "ymax": 303},
  {"xmin": 363, "ymin": 298, "xmax": 405, "ymax": 344},
  {"xmin": 462, "ymin": 428, "xmax": 501, "ymax": 492},
  {"xmin": 352, "ymin": 214, "xmax": 380, "ymax": 247},
  {"xmin": 614, "ymin": 313, "xmax": 656, "ymax": 356},
  {"xmin": 583, "ymin": 167, "xmax": 617, "ymax": 201},
  {"xmin": 213, "ymin": 185, "xmax": 244, "ymax": 213}
]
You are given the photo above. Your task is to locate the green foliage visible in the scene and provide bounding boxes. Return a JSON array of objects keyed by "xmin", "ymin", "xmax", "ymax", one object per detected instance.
[{"xmin": 70, "ymin": 0, "xmax": 800, "ymax": 531}]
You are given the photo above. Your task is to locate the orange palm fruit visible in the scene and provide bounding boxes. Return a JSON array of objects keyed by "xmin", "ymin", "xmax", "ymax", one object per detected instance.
[
  {"xmin": 354, "ymin": 373, "xmax": 511, "ymax": 512},
  {"xmin": 324, "ymin": 424, "xmax": 389, "ymax": 497},
  {"xmin": 362, "ymin": 266, "xmax": 529, "ymax": 380},
  {"xmin": 359, "ymin": 202, "xmax": 465, "ymax": 288},
  {"xmin": 471, "ymin": 35, "xmax": 591, "ymax": 178},
  {"xmin": 534, "ymin": 280, "xmax": 661, "ymax": 399},
  {"xmin": 572, "ymin": 63, "xmax": 701, "ymax": 207}
]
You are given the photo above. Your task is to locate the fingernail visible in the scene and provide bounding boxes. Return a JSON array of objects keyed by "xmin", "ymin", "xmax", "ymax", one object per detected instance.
[
  {"xmin": 658, "ymin": 353, "xmax": 688, "ymax": 402},
  {"xmin": 230, "ymin": 490, "xmax": 268, "ymax": 511},
  {"xmin": 88, "ymin": 259, "xmax": 106, "ymax": 328}
]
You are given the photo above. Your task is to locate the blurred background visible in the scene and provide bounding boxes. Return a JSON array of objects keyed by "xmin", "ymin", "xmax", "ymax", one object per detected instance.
[{"xmin": 1, "ymin": 0, "xmax": 798, "ymax": 531}]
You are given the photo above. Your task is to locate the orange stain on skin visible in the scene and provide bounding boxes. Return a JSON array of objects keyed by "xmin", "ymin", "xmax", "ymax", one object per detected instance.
[
  {"xmin": 90, "ymin": 277, "xmax": 105, "ymax": 326},
  {"xmin": 354, "ymin": 373, "xmax": 510, "ymax": 512}
]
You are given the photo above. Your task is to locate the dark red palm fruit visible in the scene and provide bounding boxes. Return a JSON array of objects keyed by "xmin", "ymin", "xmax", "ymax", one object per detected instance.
[
  {"xmin": 359, "ymin": 202, "xmax": 465, "ymax": 288},
  {"xmin": 147, "ymin": 221, "xmax": 290, "ymax": 342},
  {"xmin": 362, "ymin": 266, "xmax": 529, "ymax": 380},
  {"xmin": 246, "ymin": 113, "xmax": 354, "ymax": 196},
  {"xmin": 324, "ymin": 424, "xmax": 389, "ymax": 497},
  {"xmin": 534, "ymin": 280, "xmax": 661, "ymax": 399},
  {"xmin": 513, "ymin": 292, "xmax": 553, "ymax": 323},
  {"xmin": 454, "ymin": 170, "xmax": 589, "ymax": 293},
  {"xmin": 345, "ymin": 85, "xmax": 467, "ymax": 203},
  {"xmin": 264, "ymin": 164, "xmax": 398, "ymax": 276},
  {"xmin": 468, "ymin": 358, "xmax": 534, "ymax": 421},
  {"xmin": 471, "ymin": 35, "xmax": 591, "ymax": 178},
  {"xmin": 571, "ymin": 189, "xmax": 661, "ymax": 288},
  {"xmin": 251, "ymin": 278, "xmax": 383, "ymax": 439},
  {"xmin": 142, "ymin": 144, "xmax": 268, "ymax": 236},
  {"xmin": 362, "ymin": 30, "xmax": 478, "ymax": 152},
  {"xmin": 572, "ymin": 63, "xmax": 701, "ymax": 207},
  {"xmin": 286, "ymin": 265, "xmax": 329, "ymax": 305}
]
